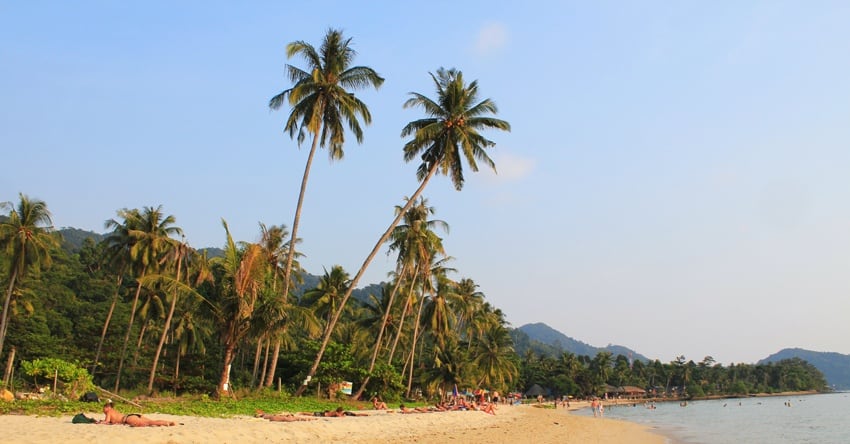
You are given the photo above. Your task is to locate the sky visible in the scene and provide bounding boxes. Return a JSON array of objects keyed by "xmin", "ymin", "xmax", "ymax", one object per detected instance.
[{"xmin": 2, "ymin": 1, "xmax": 849, "ymax": 366}]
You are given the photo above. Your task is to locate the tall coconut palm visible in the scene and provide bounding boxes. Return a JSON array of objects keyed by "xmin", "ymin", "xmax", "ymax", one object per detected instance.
[
  {"xmin": 295, "ymin": 67, "xmax": 509, "ymax": 396},
  {"xmin": 452, "ymin": 278, "xmax": 485, "ymax": 349},
  {"xmin": 0, "ymin": 193, "xmax": 60, "ymax": 360},
  {"xmin": 145, "ymin": 241, "xmax": 213, "ymax": 393},
  {"xmin": 386, "ymin": 199, "xmax": 447, "ymax": 364},
  {"xmin": 268, "ymin": 28, "xmax": 381, "ymax": 320},
  {"xmin": 91, "ymin": 227, "xmax": 133, "ymax": 376},
  {"xmin": 269, "ymin": 30, "xmax": 382, "ymax": 391},
  {"xmin": 106, "ymin": 206, "xmax": 182, "ymax": 391},
  {"xmin": 352, "ymin": 197, "xmax": 447, "ymax": 399},
  {"xmin": 405, "ymin": 257, "xmax": 454, "ymax": 397},
  {"xmin": 421, "ymin": 276, "xmax": 458, "ymax": 349},
  {"xmin": 256, "ymin": 222, "xmax": 305, "ymax": 388}
]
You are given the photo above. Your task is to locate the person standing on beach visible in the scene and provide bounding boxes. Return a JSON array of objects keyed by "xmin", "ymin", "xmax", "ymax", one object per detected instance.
[{"xmin": 591, "ymin": 398, "xmax": 599, "ymax": 417}]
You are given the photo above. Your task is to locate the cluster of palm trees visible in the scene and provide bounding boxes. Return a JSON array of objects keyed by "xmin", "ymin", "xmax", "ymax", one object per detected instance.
[
  {"xmin": 0, "ymin": 193, "xmax": 518, "ymax": 398},
  {"xmin": 1, "ymin": 28, "xmax": 515, "ymax": 398},
  {"xmin": 267, "ymin": 28, "xmax": 510, "ymax": 397},
  {"xmin": 520, "ymin": 351, "xmax": 827, "ymax": 398}
]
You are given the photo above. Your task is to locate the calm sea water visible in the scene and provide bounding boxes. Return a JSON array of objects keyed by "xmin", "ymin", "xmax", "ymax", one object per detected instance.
[{"xmin": 573, "ymin": 392, "xmax": 850, "ymax": 444}]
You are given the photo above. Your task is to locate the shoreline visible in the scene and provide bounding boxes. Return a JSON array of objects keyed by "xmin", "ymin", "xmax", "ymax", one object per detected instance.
[{"xmin": 0, "ymin": 404, "xmax": 666, "ymax": 444}]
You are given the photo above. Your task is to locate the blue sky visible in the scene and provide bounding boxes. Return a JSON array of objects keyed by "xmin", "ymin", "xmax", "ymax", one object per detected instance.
[{"xmin": 3, "ymin": 1, "xmax": 849, "ymax": 365}]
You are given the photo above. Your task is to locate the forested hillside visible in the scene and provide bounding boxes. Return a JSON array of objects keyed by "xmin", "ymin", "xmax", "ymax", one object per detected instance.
[
  {"xmin": 518, "ymin": 322, "xmax": 650, "ymax": 362},
  {"xmin": 0, "ymin": 204, "xmax": 830, "ymax": 401},
  {"xmin": 761, "ymin": 348, "xmax": 850, "ymax": 390}
]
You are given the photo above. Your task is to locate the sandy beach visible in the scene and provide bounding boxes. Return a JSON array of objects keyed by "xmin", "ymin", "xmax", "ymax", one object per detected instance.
[{"xmin": 0, "ymin": 403, "xmax": 665, "ymax": 444}]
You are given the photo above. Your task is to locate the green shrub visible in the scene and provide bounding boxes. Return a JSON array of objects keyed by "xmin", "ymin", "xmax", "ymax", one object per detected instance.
[{"xmin": 20, "ymin": 358, "xmax": 94, "ymax": 399}]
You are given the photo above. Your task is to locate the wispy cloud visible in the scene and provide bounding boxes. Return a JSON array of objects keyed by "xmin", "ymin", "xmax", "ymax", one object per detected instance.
[
  {"xmin": 474, "ymin": 22, "xmax": 508, "ymax": 56},
  {"xmin": 481, "ymin": 150, "xmax": 535, "ymax": 183}
]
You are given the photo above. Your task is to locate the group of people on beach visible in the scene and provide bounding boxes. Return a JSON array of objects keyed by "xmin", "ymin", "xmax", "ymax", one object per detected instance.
[
  {"xmin": 255, "ymin": 406, "xmax": 369, "ymax": 422},
  {"xmin": 257, "ymin": 395, "xmax": 498, "ymax": 422},
  {"xmin": 90, "ymin": 393, "xmax": 498, "ymax": 428},
  {"xmin": 590, "ymin": 398, "xmax": 605, "ymax": 417}
]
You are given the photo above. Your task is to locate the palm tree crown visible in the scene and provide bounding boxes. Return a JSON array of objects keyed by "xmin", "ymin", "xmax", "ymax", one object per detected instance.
[
  {"xmin": 0, "ymin": 193, "xmax": 60, "ymax": 359},
  {"xmin": 269, "ymin": 28, "xmax": 385, "ymax": 158},
  {"xmin": 402, "ymin": 67, "xmax": 511, "ymax": 190}
]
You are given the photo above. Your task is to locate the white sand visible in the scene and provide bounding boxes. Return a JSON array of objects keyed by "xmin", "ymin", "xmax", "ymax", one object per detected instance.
[{"xmin": 0, "ymin": 404, "xmax": 665, "ymax": 444}]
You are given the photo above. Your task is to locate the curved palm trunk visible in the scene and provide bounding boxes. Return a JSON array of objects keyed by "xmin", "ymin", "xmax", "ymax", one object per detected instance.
[
  {"xmin": 114, "ymin": 277, "xmax": 145, "ymax": 392},
  {"xmin": 405, "ymin": 295, "xmax": 426, "ymax": 398},
  {"xmin": 133, "ymin": 320, "xmax": 148, "ymax": 366},
  {"xmin": 257, "ymin": 339, "xmax": 271, "ymax": 388},
  {"xmin": 263, "ymin": 339, "xmax": 282, "ymax": 387},
  {"xmin": 353, "ymin": 264, "xmax": 408, "ymax": 399},
  {"xmin": 147, "ymin": 256, "xmax": 183, "ymax": 393},
  {"xmin": 251, "ymin": 337, "xmax": 264, "ymax": 387},
  {"xmin": 174, "ymin": 350, "xmax": 181, "ymax": 381},
  {"xmin": 92, "ymin": 275, "xmax": 123, "ymax": 375},
  {"xmin": 267, "ymin": 122, "xmax": 322, "ymax": 388},
  {"xmin": 388, "ymin": 268, "xmax": 420, "ymax": 364},
  {"xmin": 294, "ymin": 164, "xmax": 439, "ymax": 397},
  {"xmin": 0, "ymin": 268, "xmax": 19, "ymax": 359}
]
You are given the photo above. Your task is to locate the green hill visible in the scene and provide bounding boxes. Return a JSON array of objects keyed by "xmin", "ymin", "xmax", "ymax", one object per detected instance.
[
  {"xmin": 516, "ymin": 322, "xmax": 651, "ymax": 361},
  {"xmin": 760, "ymin": 348, "xmax": 850, "ymax": 390}
]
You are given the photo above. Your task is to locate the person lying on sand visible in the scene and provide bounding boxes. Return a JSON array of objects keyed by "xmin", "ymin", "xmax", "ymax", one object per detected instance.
[
  {"xmin": 99, "ymin": 401, "xmax": 176, "ymax": 427},
  {"xmin": 398, "ymin": 404, "xmax": 431, "ymax": 414},
  {"xmin": 297, "ymin": 407, "xmax": 368, "ymax": 417},
  {"xmin": 254, "ymin": 410, "xmax": 317, "ymax": 422}
]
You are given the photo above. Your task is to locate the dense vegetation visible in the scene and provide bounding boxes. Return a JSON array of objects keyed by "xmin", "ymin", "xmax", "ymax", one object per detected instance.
[
  {"xmin": 1, "ymin": 29, "xmax": 828, "ymax": 406},
  {"xmin": 0, "ymin": 200, "xmax": 828, "ymax": 402},
  {"xmin": 761, "ymin": 348, "xmax": 850, "ymax": 390}
]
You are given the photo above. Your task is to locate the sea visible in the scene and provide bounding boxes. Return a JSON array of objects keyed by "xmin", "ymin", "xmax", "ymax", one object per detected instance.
[{"xmin": 572, "ymin": 392, "xmax": 850, "ymax": 444}]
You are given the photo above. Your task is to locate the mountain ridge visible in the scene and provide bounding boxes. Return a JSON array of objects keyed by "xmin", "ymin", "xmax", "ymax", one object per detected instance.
[
  {"xmin": 759, "ymin": 348, "xmax": 850, "ymax": 390},
  {"xmin": 516, "ymin": 322, "xmax": 651, "ymax": 361}
]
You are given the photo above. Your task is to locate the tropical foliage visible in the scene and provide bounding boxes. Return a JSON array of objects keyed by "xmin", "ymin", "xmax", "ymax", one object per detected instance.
[
  {"xmin": 0, "ymin": 30, "xmax": 828, "ymax": 402},
  {"xmin": 1, "ymin": 200, "xmax": 826, "ymax": 401}
]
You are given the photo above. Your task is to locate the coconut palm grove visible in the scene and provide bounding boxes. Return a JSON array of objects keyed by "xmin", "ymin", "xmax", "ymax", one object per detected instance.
[{"xmin": 0, "ymin": 29, "xmax": 827, "ymax": 404}]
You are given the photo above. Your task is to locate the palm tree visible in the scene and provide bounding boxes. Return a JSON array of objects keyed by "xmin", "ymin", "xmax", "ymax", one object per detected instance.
[
  {"xmin": 0, "ymin": 193, "xmax": 60, "ymax": 360},
  {"xmin": 422, "ymin": 337, "xmax": 467, "ymax": 402},
  {"xmin": 591, "ymin": 351, "xmax": 613, "ymax": 394},
  {"xmin": 145, "ymin": 241, "xmax": 213, "ymax": 393},
  {"xmin": 207, "ymin": 220, "xmax": 269, "ymax": 397},
  {"xmin": 352, "ymin": 197, "xmax": 447, "ymax": 399},
  {"xmin": 421, "ymin": 275, "xmax": 458, "ymax": 349},
  {"xmin": 300, "ymin": 265, "xmax": 351, "ymax": 335},
  {"xmin": 473, "ymin": 324, "xmax": 518, "ymax": 389},
  {"xmin": 170, "ymin": 291, "xmax": 212, "ymax": 382},
  {"xmin": 91, "ymin": 223, "xmax": 133, "ymax": 376},
  {"xmin": 106, "ymin": 206, "xmax": 182, "ymax": 391},
  {"xmin": 256, "ymin": 222, "xmax": 305, "ymax": 388},
  {"xmin": 295, "ymin": 67, "xmax": 509, "ymax": 396},
  {"xmin": 269, "ymin": 30, "xmax": 382, "ymax": 393},
  {"xmin": 404, "ymin": 255, "xmax": 455, "ymax": 398},
  {"xmin": 452, "ymin": 278, "xmax": 485, "ymax": 349}
]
